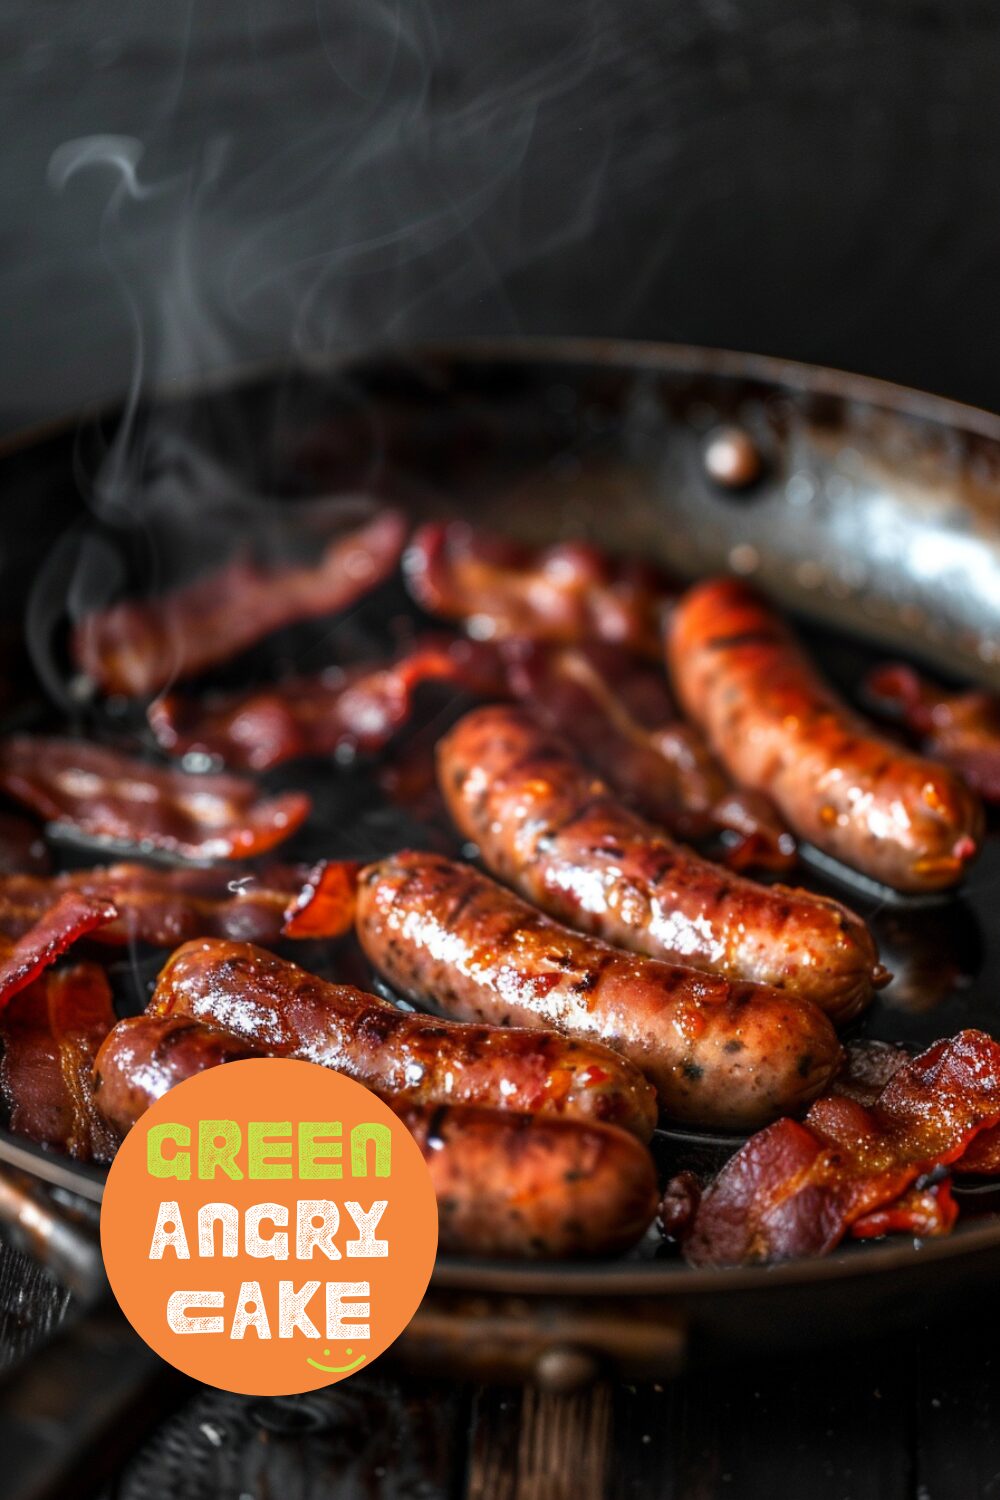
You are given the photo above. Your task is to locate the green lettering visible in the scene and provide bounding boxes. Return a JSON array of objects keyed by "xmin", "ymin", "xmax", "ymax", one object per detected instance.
[
  {"xmin": 146, "ymin": 1123, "xmax": 190, "ymax": 1179},
  {"xmin": 298, "ymin": 1121, "xmax": 343, "ymax": 1179},
  {"xmin": 350, "ymin": 1122, "xmax": 391, "ymax": 1178},
  {"xmin": 247, "ymin": 1121, "xmax": 292, "ymax": 1179},
  {"xmin": 198, "ymin": 1119, "xmax": 243, "ymax": 1180}
]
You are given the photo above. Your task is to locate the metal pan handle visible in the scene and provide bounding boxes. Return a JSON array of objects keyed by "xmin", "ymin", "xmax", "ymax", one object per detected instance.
[{"xmin": 0, "ymin": 1169, "xmax": 182, "ymax": 1500}]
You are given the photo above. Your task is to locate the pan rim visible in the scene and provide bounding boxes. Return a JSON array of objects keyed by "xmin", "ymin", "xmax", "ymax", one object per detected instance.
[
  {"xmin": 2, "ymin": 334, "xmax": 1000, "ymax": 465},
  {"xmin": 3, "ymin": 335, "xmax": 1000, "ymax": 1301}
]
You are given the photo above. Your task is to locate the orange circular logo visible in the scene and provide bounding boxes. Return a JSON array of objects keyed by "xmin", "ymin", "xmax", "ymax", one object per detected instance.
[{"xmin": 101, "ymin": 1059, "xmax": 438, "ymax": 1395}]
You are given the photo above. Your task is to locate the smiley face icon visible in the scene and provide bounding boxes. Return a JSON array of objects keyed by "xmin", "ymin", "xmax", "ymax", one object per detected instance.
[{"xmin": 305, "ymin": 1346, "xmax": 368, "ymax": 1375}]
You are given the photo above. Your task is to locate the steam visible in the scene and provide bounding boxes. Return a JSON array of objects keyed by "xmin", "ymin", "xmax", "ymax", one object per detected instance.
[{"xmin": 29, "ymin": 1, "xmax": 644, "ymax": 704}]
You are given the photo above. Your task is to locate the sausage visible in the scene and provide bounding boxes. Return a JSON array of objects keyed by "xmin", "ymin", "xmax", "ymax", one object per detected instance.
[
  {"xmin": 437, "ymin": 706, "xmax": 885, "ymax": 1022},
  {"xmin": 93, "ymin": 1014, "xmax": 261, "ymax": 1137},
  {"xmin": 668, "ymin": 579, "xmax": 983, "ymax": 892},
  {"xmin": 147, "ymin": 938, "xmax": 657, "ymax": 1139},
  {"xmin": 357, "ymin": 851, "xmax": 842, "ymax": 1129},
  {"xmin": 93, "ymin": 1014, "xmax": 658, "ymax": 1260},
  {"xmin": 395, "ymin": 1103, "xmax": 659, "ymax": 1259}
]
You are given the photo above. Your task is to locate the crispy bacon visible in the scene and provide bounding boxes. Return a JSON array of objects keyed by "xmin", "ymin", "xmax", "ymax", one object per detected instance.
[
  {"xmin": 73, "ymin": 508, "xmax": 407, "ymax": 698},
  {"xmin": 850, "ymin": 1178, "xmax": 958, "ymax": 1239},
  {"xmin": 0, "ymin": 963, "xmax": 117, "ymax": 1160},
  {"xmin": 500, "ymin": 640, "xmax": 796, "ymax": 869},
  {"xmin": 147, "ymin": 637, "xmax": 502, "ymax": 772},
  {"xmin": 829, "ymin": 1039, "xmax": 911, "ymax": 1107},
  {"xmin": 865, "ymin": 663, "xmax": 1000, "ymax": 803},
  {"xmin": 679, "ymin": 1031, "xmax": 1000, "ymax": 1266},
  {"xmin": 0, "ymin": 861, "xmax": 357, "ymax": 950},
  {"xmin": 281, "ymin": 860, "xmax": 361, "ymax": 939},
  {"xmin": 404, "ymin": 521, "xmax": 675, "ymax": 660},
  {"xmin": 0, "ymin": 737, "xmax": 309, "ymax": 861},
  {"xmin": 0, "ymin": 892, "xmax": 118, "ymax": 1010}
]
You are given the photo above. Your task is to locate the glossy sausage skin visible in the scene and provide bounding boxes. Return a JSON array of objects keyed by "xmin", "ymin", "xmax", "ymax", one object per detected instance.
[
  {"xmin": 147, "ymin": 939, "xmax": 657, "ymax": 1139},
  {"xmin": 93, "ymin": 1014, "xmax": 657, "ymax": 1260},
  {"xmin": 357, "ymin": 852, "xmax": 841, "ymax": 1128},
  {"xmin": 93, "ymin": 1014, "xmax": 261, "ymax": 1137},
  {"xmin": 395, "ymin": 1103, "xmax": 659, "ymax": 1259},
  {"xmin": 438, "ymin": 706, "xmax": 884, "ymax": 1023},
  {"xmin": 668, "ymin": 579, "xmax": 983, "ymax": 893}
]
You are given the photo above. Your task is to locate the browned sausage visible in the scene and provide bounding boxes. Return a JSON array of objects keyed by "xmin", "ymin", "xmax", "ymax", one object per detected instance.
[
  {"xmin": 93, "ymin": 1014, "xmax": 657, "ymax": 1259},
  {"xmin": 437, "ymin": 706, "xmax": 885, "ymax": 1022},
  {"xmin": 667, "ymin": 578, "xmax": 983, "ymax": 892},
  {"xmin": 395, "ymin": 1102, "xmax": 659, "ymax": 1259},
  {"xmin": 93, "ymin": 1014, "xmax": 261, "ymax": 1138},
  {"xmin": 356, "ymin": 851, "xmax": 841, "ymax": 1129},
  {"xmin": 147, "ymin": 939, "xmax": 657, "ymax": 1139}
]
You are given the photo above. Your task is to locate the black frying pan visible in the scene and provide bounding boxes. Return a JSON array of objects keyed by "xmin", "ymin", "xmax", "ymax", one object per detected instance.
[{"xmin": 2, "ymin": 339, "xmax": 1000, "ymax": 1397}]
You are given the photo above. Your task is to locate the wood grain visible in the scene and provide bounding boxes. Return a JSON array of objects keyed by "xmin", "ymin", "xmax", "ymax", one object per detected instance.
[{"xmin": 467, "ymin": 1384, "xmax": 611, "ymax": 1500}]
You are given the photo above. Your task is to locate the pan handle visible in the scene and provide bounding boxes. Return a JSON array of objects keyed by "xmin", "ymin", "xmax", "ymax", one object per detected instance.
[
  {"xmin": 0, "ymin": 1168, "xmax": 106, "ymax": 1305},
  {"xmin": 399, "ymin": 1300, "xmax": 688, "ymax": 1390},
  {"xmin": 0, "ymin": 1169, "xmax": 183, "ymax": 1500}
]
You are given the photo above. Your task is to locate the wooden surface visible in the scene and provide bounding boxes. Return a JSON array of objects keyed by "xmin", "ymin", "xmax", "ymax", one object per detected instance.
[
  {"xmin": 79, "ymin": 1324, "xmax": 1000, "ymax": 1500},
  {"xmin": 0, "ymin": 1239, "xmax": 993, "ymax": 1500}
]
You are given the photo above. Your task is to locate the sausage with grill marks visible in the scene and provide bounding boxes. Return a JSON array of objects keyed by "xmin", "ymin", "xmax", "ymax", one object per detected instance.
[
  {"xmin": 437, "ymin": 706, "xmax": 886, "ymax": 1023},
  {"xmin": 398, "ymin": 1102, "xmax": 659, "ymax": 1259},
  {"xmin": 93, "ymin": 1013, "xmax": 261, "ymax": 1138},
  {"xmin": 357, "ymin": 851, "xmax": 842, "ymax": 1129},
  {"xmin": 146, "ymin": 938, "xmax": 657, "ymax": 1139},
  {"xmin": 93, "ymin": 1013, "xmax": 658, "ymax": 1259},
  {"xmin": 667, "ymin": 577, "xmax": 983, "ymax": 893}
]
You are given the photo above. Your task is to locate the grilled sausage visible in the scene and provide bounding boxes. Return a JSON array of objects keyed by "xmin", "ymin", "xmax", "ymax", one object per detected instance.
[
  {"xmin": 396, "ymin": 1103, "xmax": 659, "ymax": 1259},
  {"xmin": 93, "ymin": 1014, "xmax": 261, "ymax": 1137},
  {"xmin": 357, "ymin": 851, "xmax": 842, "ymax": 1128},
  {"xmin": 93, "ymin": 1014, "xmax": 657, "ymax": 1259},
  {"xmin": 147, "ymin": 938, "xmax": 657, "ymax": 1139},
  {"xmin": 438, "ymin": 706, "xmax": 885, "ymax": 1022},
  {"xmin": 667, "ymin": 579, "xmax": 983, "ymax": 892}
]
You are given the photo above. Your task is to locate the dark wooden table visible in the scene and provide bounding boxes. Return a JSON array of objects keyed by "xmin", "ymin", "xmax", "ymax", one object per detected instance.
[{"xmin": 4, "ymin": 1237, "xmax": 998, "ymax": 1500}]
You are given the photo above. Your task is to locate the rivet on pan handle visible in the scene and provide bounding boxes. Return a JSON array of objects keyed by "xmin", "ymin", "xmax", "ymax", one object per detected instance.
[{"xmin": 397, "ymin": 1304, "xmax": 688, "ymax": 1389}]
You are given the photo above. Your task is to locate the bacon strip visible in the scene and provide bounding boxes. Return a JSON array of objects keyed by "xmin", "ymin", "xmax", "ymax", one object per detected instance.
[
  {"xmin": 0, "ymin": 892, "xmax": 118, "ymax": 1010},
  {"xmin": 0, "ymin": 963, "xmax": 117, "ymax": 1160},
  {"xmin": 0, "ymin": 861, "xmax": 358, "ymax": 950},
  {"xmin": 679, "ymin": 1030, "xmax": 1000, "ymax": 1265},
  {"xmin": 147, "ymin": 637, "xmax": 501, "ymax": 772},
  {"xmin": 73, "ymin": 508, "xmax": 407, "ymax": 698},
  {"xmin": 850, "ymin": 1179, "xmax": 957, "ymax": 1240},
  {"xmin": 500, "ymin": 641, "xmax": 796, "ymax": 869},
  {"xmin": 404, "ymin": 522, "xmax": 675, "ymax": 660},
  {"xmin": 0, "ymin": 737, "xmax": 309, "ymax": 861},
  {"xmin": 865, "ymin": 663, "xmax": 1000, "ymax": 803},
  {"xmin": 281, "ymin": 861, "xmax": 360, "ymax": 939}
]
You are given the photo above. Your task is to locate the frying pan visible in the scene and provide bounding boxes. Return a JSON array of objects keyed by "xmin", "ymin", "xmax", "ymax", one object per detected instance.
[{"xmin": 2, "ymin": 338, "xmax": 1000, "ymax": 1402}]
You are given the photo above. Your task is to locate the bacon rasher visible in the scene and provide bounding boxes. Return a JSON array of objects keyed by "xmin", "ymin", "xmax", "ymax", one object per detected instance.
[
  {"xmin": 0, "ymin": 892, "xmax": 118, "ymax": 1011},
  {"xmin": 0, "ymin": 861, "xmax": 359, "ymax": 950},
  {"xmin": 147, "ymin": 637, "xmax": 499, "ymax": 772},
  {"xmin": 0, "ymin": 737, "xmax": 309, "ymax": 861},
  {"xmin": 0, "ymin": 963, "xmax": 117, "ymax": 1161},
  {"xmin": 865, "ymin": 662, "xmax": 1000, "ymax": 803},
  {"xmin": 674, "ymin": 1031, "xmax": 1000, "ymax": 1266},
  {"xmin": 73, "ymin": 508, "xmax": 407, "ymax": 698},
  {"xmin": 404, "ymin": 521, "xmax": 676, "ymax": 661}
]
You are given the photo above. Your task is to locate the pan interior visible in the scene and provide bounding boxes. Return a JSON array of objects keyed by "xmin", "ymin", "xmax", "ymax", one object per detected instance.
[{"xmin": 3, "ymin": 340, "xmax": 1000, "ymax": 1295}]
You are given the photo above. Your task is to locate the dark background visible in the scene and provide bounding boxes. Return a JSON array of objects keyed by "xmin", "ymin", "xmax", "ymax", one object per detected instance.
[
  {"xmin": 3, "ymin": 0, "xmax": 1000, "ymax": 434},
  {"xmin": 3, "ymin": 6, "xmax": 1000, "ymax": 1498}
]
